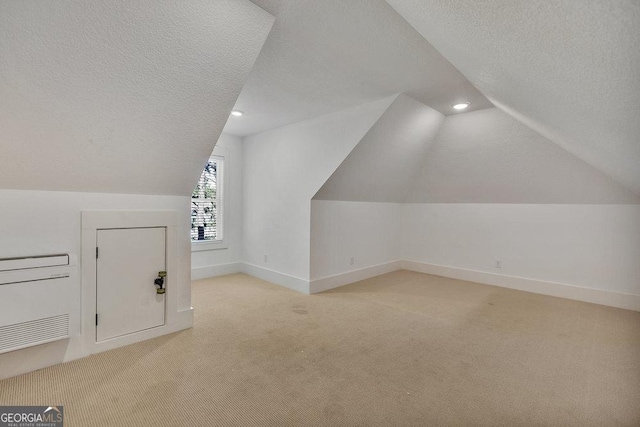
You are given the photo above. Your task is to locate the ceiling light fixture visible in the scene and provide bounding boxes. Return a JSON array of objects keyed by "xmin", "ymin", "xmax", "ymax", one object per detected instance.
[
  {"xmin": 453, "ymin": 102, "xmax": 470, "ymax": 111},
  {"xmin": 231, "ymin": 110, "xmax": 244, "ymax": 117}
]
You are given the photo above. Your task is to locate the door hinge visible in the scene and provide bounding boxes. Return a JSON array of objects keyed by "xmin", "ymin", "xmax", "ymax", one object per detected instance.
[
  {"xmin": 95, "ymin": 313, "xmax": 98, "ymax": 325},
  {"xmin": 96, "ymin": 247, "xmax": 99, "ymax": 259}
]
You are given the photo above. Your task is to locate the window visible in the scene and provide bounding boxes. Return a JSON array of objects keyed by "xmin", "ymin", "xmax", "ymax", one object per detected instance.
[{"xmin": 191, "ymin": 156, "xmax": 224, "ymax": 245}]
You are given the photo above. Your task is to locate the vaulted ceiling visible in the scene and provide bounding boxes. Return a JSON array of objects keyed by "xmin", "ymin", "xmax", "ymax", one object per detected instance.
[
  {"xmin": 407, "ymin": 107, "xmax": 640, "ymax": 204},
  {"xmin": 385, "ymin": 0, "xmax": 640, "ymax": 196},
  {"xmin": 0, "ymin": 0, "xmax": 273, "ymax": 195},
  {"xmin": 314, "ymin": 97, "xmax": 639, "ymax": 204},
  {"xmin": 315, "ymin": 94, "xmax": 444, "ymax": 203},
  {"xmin": 225, "ymin": 0, "xmax": 491, "ymax": 136},
  {"xmin": 241, "ymin": 0, "xmax": 639, "ymax": 203},
  {"xmin": 1, "ymin": 0, "xmax": 636, "ymax": 204}
]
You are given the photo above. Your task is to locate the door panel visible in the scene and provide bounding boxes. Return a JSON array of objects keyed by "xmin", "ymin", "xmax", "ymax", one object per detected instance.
[{"xmin": 96, "ymin": 227, "xmax": 166, "ymax": 342}]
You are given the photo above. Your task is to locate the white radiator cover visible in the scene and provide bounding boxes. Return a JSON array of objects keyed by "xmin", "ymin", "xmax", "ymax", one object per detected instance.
[{"xmin": 0, "ymin": 254, "xmax": 76, "ymax": 354}]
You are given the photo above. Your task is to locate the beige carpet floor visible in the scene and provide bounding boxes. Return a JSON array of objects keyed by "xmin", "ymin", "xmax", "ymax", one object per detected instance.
[{"xmin": 1, "ymin": 270, "xmax": 639, "ymax": 426}]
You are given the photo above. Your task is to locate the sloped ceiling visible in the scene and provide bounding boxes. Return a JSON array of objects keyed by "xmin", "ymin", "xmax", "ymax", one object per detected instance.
[
  {"xmin": 225, "ymin": 0, "xmax": 491, "ymax": 136},
  {"xmin": 0, "ymin": 0, "xmax": 273, "ymax": 196},
  {"xmin": 385, "ymin": 0, "xmax": 640, "ymax": 196},
  {"xmin": 314, "ymin": 94, "xmax": 443, "ymax": 202},
  {"xmin": 313, "ymin": 98, "xmax": 638, "ymax": 204},
  {"xmin": 407, "ymin": 108, "xmax": 640, "ymax": 204}
]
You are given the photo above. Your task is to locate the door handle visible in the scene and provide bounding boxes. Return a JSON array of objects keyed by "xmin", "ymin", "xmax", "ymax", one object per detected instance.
[{"xmin": 154, "ymin": 271, "xmax": 166, "ymax": 294}]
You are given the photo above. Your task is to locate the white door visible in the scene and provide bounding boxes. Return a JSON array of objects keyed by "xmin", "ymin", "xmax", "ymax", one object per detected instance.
[{"xmin": 96, "ymin": 227, "xmax": 166, "ymax": 342}]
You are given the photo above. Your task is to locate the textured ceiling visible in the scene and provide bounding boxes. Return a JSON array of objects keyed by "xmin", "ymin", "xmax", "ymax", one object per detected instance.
[
  {"xmin": 407, "ymin": 108, "xmax": 640, "ymax": 204},
  {"xmin": 0, "ymin": 0, "xmax": 273, "ymax": 195},
  {"xmin": 312, "ymin": 99, "xmax": 638, "ymax": 204},
  {"xmin": 224, "ymin": 0, "xmax": 491, "ymax": 136},
  {"xmin": 386, "ymin": 0, "xmax": 640, "ymax": 196},
  {"xmin": 314, "ymin": 94, "xmax": 443, "ymax": 202}
]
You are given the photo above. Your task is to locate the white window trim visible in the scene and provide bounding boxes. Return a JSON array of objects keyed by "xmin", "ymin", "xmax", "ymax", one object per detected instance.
[{"xmin": 191, "ymin": 149, "xmax": 228, "ymax": 252}]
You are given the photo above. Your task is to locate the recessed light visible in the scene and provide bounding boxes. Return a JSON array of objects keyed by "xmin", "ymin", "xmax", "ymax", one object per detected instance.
[
  {"xmin": 453, "ymin": 103, "xmax": 470, "ymax": 111},
  {"xmin": 231, "ymin": 110, "xmax": 244, "ymax": 117}
]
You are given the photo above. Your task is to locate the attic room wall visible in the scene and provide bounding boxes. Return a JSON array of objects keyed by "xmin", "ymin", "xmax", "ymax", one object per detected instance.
[
  {"xmin": 0, "ymin": 190, "xmax": 192, "ymax": 379},
  {"xmin": 192, "ymin": 134, "xmax": 244, "ymax": 279},
  {"xmin": 310, "ymin": 200, "xmax": 402, "ymax": 292},
  {"xmin": 309, "ymin": 95, "xmax": 442, "ymax": 290},
  {"xmin": 402, "ymin": 108, "xmax": 640, "ymax": 308},
  {"xmin": 304, "ymin": 103, "xmax": 640, "ymax": 306},
  {"xmin": 242, "ymin": 97, "xmax": 395, "ymax": 292},
  {"xmin": 402, "ymin": 204, "xmax": 640, "ymax": 307}
]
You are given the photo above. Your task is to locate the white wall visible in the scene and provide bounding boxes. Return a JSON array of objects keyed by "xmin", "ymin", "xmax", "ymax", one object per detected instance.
[
  {"xmin": 310, "ymin": 201, "xmax": 401, "ymax": 290},
  {"xmin": 240, "ymin": 97, "xmax": 640, "ymax": 311},
  {"xmin": 242, "ymin": 97, "xmax": 394, "ymax": 287},
  {"xmin": 0, "ymin": 189, "xmax": 192, "ymax": 379},
  {"xmin": 192, "ymin": 134, "xmax": 244, "ymax": 279},
  {"xmin": 402, "ymin": 204, "xmax": 640, "ymax": 297}
]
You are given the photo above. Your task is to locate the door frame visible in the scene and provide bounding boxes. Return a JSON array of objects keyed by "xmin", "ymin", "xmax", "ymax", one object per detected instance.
[{"xmin": 81, "ymin": 210, "xmax": 178, "ymax": 355}]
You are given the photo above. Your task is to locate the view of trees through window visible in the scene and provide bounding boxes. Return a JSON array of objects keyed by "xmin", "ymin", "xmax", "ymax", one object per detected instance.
[{"xmin": 191, "ymin": 158, "xmax": 221, "ymax": 242}]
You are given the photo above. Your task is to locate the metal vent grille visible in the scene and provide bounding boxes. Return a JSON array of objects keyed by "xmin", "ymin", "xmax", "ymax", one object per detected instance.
[{"xmin": 0, "ymin": 314, "xmax": 69, "ymax": 354}]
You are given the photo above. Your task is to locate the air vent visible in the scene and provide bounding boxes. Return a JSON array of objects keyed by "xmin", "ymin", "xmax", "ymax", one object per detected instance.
[{"xmin": 0, "ymin": 314, "xmax": 69, "ymax": 354}]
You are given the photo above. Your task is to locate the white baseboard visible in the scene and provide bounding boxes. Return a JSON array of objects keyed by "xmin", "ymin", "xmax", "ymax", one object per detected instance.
[
  {"xmin": 310, "ymin": 261, "xmax": 401, "ymax": 294},
  {"xmin": 191, "ymin": 262, "xmax": 311, "ymax": 295},
  {"xmin": 192, "ymin": 262, "xmax": 242, "ymax": 280},
  {"xmin": 193, "ymin": 259, "xmax": 640, "ymax": 312},
  {"xmin": 177, "ymin": 307, "xmax": 194, "ymax": 329},
  {"xmin": 240, "ymin": 262, "xmax": 310, "ymax": 295},
  {"xmin": 401, "ymin": 260, "xmax": 640, "ymax": 312}
]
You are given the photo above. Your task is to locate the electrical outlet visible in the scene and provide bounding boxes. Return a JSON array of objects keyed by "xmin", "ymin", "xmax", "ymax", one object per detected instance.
[
  {"xmin": 495, "ymin": 260, "xmax": 502, "ymax": 269},
  {"xmin": 264, "ymin": 254, "xmax": 268, "ymax": 263},
  {"xmin": 350, "ymin": 257, "xmax": 355, "ymax": 265}
]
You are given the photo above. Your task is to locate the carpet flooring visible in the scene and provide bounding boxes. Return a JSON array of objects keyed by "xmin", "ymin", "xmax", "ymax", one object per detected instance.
[{"xmin": 1, "ymin": 270, "xmax": 639, "ymax": 426}]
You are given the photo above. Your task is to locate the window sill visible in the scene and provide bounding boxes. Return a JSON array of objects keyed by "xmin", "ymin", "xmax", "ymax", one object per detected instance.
[{"xmin": 191, "ymin": 240, "xmax": 228, "ymax": 252}]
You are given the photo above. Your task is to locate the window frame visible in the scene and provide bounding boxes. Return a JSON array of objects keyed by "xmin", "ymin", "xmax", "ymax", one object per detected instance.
[{"xmin": 191, "ymin": 152, "xmax": 227, "ymax": 251}]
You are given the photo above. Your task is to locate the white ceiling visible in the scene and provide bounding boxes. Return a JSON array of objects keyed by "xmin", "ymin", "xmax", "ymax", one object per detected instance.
[
  {"xmin": 386, "ymin": 0, "xmax": 640, "ymax": 196},
  {"xmin": 315, "ymin": 94, "xmax": 444, "ymax": 202},
  {"xmin": 312, "ymin": 96, "xmax": 639, "ymax": 204},
  {"xmin": 407, "ymin": 108, "xmax": 640, "ymax": 204},
  {"xmin": 224, "ymin": 0, "xmax": 491, "ymax": 136},
  {"xmin": 3, "ymin": 0, "xmax": 636, "ymax": 204},
  {"xmin": 0, "ymin": 0, "xmax": 273, "ymax": 195}
]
